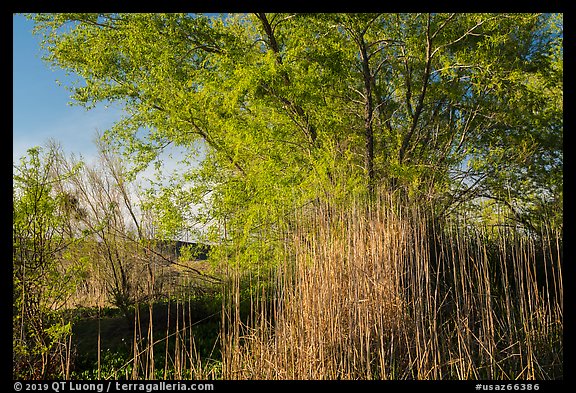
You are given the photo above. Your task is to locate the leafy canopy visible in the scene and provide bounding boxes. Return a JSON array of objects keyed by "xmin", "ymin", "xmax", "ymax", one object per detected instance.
[{"xmin": 29, "ymin": 13, "xmax": 562, "ymax": 250}]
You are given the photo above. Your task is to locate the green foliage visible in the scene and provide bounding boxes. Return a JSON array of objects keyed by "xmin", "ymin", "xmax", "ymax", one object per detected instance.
[
  {"xmin": 13, "ymin": 145, "xmax": 85, "ymax": 378},
  {"xmin": 28, "ymin": 12, "xmax": 562, "ymax": 266},
  {"xmin": 69, "ymin": 293, "xmax": 225, "ymax": 379},
  {"xmin": 12, "ymin": 13, "xmax": 563, "ymax": 379}
]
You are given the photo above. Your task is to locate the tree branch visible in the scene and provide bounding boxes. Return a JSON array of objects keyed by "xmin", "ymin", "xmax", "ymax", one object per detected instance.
[
  {"xmin": 399, "ymin": 14, "xmax": 433, "ymax": 164},
  {"xmin": 255, "ymin": 13, "xmax": 317, "ymax": 144}
]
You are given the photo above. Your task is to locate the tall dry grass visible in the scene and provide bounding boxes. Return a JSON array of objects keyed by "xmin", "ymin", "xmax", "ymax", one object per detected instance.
[{"xmin": 221, "ymin": 192, "xmax": 563, "ymax": 379}]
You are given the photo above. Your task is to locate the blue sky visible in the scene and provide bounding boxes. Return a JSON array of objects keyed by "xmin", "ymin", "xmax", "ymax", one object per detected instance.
[{"xmin": 13, "ymin": 14, "xmax": 123, "ymax": 164}]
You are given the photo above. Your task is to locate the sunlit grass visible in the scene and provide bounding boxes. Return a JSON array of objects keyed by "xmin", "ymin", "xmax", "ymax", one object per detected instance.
[{"xmin": 221, "ymin": 191, "xmax": 562, "ymax": 379}]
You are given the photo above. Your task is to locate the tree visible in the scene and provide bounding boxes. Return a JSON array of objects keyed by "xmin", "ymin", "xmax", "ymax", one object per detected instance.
[
  {"xmin": 50, "ymin": 136, "xmax": 218, "ymax": 325},
  {"xmin": 29, "ymin": 13, "xmax": 562, "ymax": 255},
  {"xmin": 51, "ymin": 138, "xmax": 159, "ymax": 325},
  {"xmin": 13, "ymin": 144, "xmax": 83, "ymax": 378}
]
